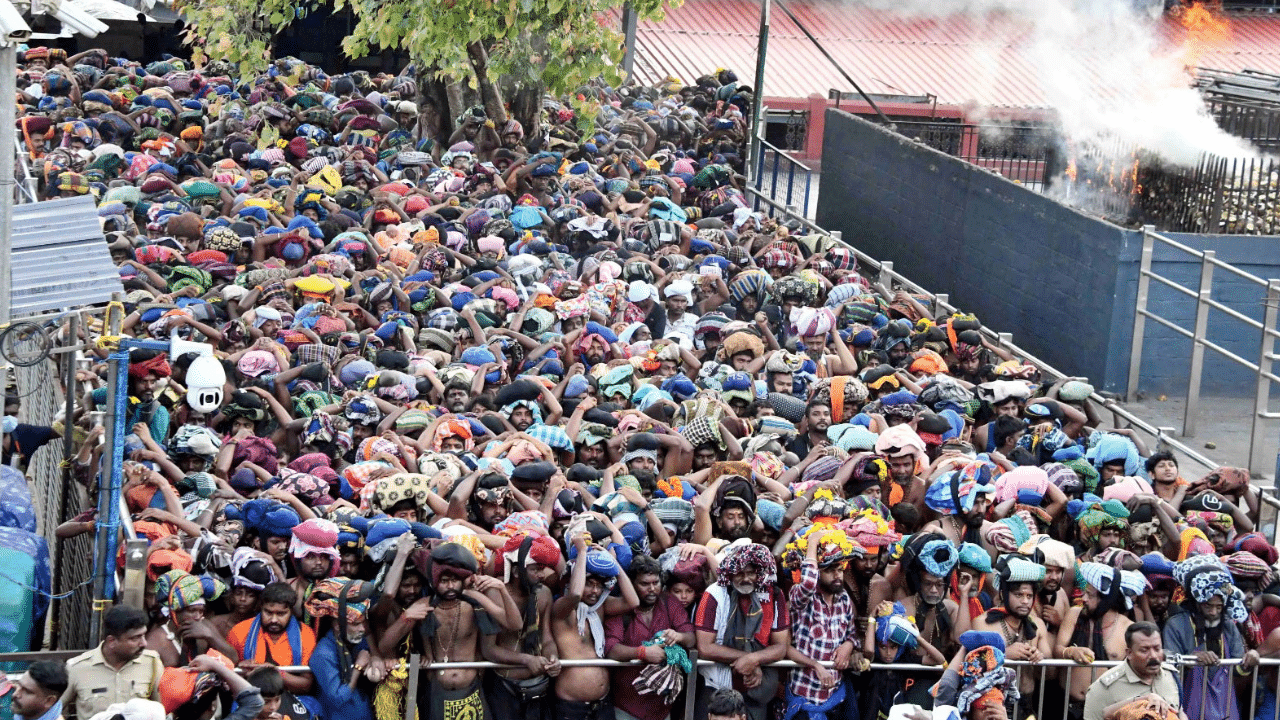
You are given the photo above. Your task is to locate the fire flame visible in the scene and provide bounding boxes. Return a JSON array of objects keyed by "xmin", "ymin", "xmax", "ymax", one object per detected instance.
[{"xmin": 1173, "ymin": 0, "xmax": 1231, "ymax": 68}]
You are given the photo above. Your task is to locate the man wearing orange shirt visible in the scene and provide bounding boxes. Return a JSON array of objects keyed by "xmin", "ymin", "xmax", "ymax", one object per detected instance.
[{"xmin": 228, "ymin": 582, "xmax": 316, "ymax": 696}]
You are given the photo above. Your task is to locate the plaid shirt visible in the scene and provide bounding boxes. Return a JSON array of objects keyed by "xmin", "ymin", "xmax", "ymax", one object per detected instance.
[
  {"xmin": 788, "ymin": 560, "xmax": 859, "ymax": 703},
  {"xmin": 521, "ymin": 423, "xmax": 574, "ymax": 451}
]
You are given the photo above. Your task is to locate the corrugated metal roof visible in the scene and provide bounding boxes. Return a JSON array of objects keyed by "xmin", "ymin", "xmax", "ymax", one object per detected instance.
[
  {"xmin": 11, "ymin": 195, "xmax": 122, "ymax": 318},
  {"xmin": 629, "ymin": 1, "xmax": 1280, "ymax": 108}
]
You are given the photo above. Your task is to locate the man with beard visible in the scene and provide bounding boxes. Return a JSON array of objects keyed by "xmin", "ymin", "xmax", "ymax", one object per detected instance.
[
  {"xmin": 786, "ymin": 402, "xmax": 831, "ymax": 459},
  {"xmin": 308, "ymin": 588, "xmax": 378, "ymax": 720},
  {"xmin": 696, "ymin": 542, "xmax": 790, "ymax": 720},
  {"xmin": 482, "ymin": 533, "xmax": 564, "ymax": 720},
  {"xmin": 85, "ymin": 351, "xmax": 172, "ymax": 441},
  {"xmin": 1021, "ymin": 536, "xmax": 1075, "ymax": 636},
  {"xmin": 1163, "ymin": 557, "xmax": 1258, "ymax": 720},
  {"xmin": 868, "ymin": 533, "xmax": 967, "ymax": 662},
  {"xmin": 1057, "ymin": 562, "xmax": 1146, "ymax": 715},
  {"xmin": 1083, "ymin": 623, "xmax": 1185, "ymax": 720},
  {"xmin": 873, "ymin": 425, "xmax": 928, "ymax": 511},
  {"xmin": 696, "ymin": 474, "xmax": 756, "ymax": 544},
  {"xmin": 63, "ymin": 605, "xmax": 163, "ymax": 720},
  {"xmin": 448, "ymin": 472, "xmax": 513, "ymax": 532},
  {"xmin": 605, "ymin": 555, "xmax": 695, "ymax": 720},
  {"xmin": 972, "ymin": 556, "xmax": 1051, "ymax": 701},
  {"xmin": 503, "ymin": 395, "xmax": 561, "ymax": 433},
  {"xmin": 784, "ymin": 526, "xmax": 865, "ymax": 720},
  {"xmin": 420, "ymin": 541, "xmax": 519, "ymax": 720},
  {"xmin": 922, "ymin": 469, "xmax": 997, "ymax": 547},
  {"xmin": 286, "ymin": 519, "xmax": 342, "ymax": 627},
  {"xmin": 1076, "ymin": 505, "xmax": 1130, "ymax": 561},
  {"xmin": 370, "ymin": 535, "xmax": 433, "ymax": 720},
  {"xmin": 228, "ymin": 582, "xmax": 316, "ymax": 696},
  {"xmin": 550, "ymin": 537, "xmax": 640, "ymax": 720},
  {"xmin": 573, "ymin": 422, "xmax": 611, "ymax": 470},
  {"xmin": 843, "ymin": 510, "xmax": 899, "ymax": 642}
]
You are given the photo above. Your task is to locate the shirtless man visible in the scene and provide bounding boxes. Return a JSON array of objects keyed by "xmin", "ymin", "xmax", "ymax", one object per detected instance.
[
  {"xmin": 971, "ymin": 558, "xmax": 1052, "ymax": 699},
  {"xmin": 549, "ymin": 536, "xmax": 639, "ymax": 720},
  {"xmin": 419, "ymin": 542, "xmax": 521, "ymax": 720},
  {"xmin": 481, "ymin": 534, "xmax": 564, "ymax": 720},
  {"xmin": 372, "ymin": 536, "xmax": 432, "ymax": 669},
  {"xmin": 866, "ymin": 534, "xmax": 969, "ymax": 660},
  {"xmin": 1057, "ymin": 563, "xmax": 1139, "ymax": 716},
  {"xmin": 148, "ymin": 570, "xmax": 238, "ymax": 667}
]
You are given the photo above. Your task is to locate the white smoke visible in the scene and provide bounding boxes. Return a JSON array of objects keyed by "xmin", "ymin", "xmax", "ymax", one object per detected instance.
[{"xmin": 848, "ymin": 0, "xmax": 1259, "ymax": 166}]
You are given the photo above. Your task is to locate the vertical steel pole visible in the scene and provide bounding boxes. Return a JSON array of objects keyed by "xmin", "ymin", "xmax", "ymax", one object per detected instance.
[
  {"xmin": 749, "ymin": 0, "xmax": 770, "ymax": 183},
  {"xmin": 683, "ymin": 649, "xmax": 698, "ymax": 720},
  {"xmin": 1251, "ymin": 279, "xmax": 1280, "ymax": 475},
  {"xmin": 89, "ymin": 348, "xmax": 127, "ymax": 643},
  {"xmin": 0, "ymin": 42, "xmax": 15, "ymax": 327},
  {"xmin": 1183, "ymin": 250, "xmax": 1215, "ymax": 437},
  {"xmin": 620, "ymin": 4, "xmax": 638, "ymax": 78},
  {"xmin": 1127, "ymin": 226, "xmax": 1156, "ymax": 402}
]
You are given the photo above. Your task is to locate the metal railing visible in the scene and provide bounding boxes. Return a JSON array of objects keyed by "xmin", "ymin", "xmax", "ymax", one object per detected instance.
[
  {"xmin": 751, "ymin": 137, "xmax": 815, "ymax": 219},
  {"xmin": 1126, "ymin": 224, "xmax": 1280, "ymax": 475},
  {"xmin": 7, "ymin": 650, "xmax": 1280, "ymax": 720},
  {"xmin": 744, "ymin": 140, "xmax": 1227, "ymax": 477}
]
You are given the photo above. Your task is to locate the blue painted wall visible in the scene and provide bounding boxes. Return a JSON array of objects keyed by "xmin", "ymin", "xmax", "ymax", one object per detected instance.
[{"xmin": 816, "ymin": 108, "xmax": 1280, "ymax": 397}]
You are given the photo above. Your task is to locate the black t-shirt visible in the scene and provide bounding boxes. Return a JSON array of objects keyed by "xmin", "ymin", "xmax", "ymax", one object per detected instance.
[{"xmin": 2, "ymin": 423, "xmax": 56, "ymax": 466}]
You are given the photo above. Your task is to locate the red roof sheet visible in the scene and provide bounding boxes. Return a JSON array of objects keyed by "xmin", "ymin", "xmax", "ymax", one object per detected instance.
[{"xmin": 629, "ymin": 1, "xmax": 1280, "ymax": 109}]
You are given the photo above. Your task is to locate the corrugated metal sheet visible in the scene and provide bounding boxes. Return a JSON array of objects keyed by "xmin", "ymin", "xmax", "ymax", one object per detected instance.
[
  {"xmin": 628, "ymin": 1, "xmax": 1280, "ymax": 108},
  {"xmin": 11, "ymin": 195, "xmax": 122, "ymax": 317}
]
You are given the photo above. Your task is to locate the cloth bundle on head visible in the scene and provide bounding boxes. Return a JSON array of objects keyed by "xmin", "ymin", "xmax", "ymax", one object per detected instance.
[
  {"xmin": 1222, "ymin": 551, "xmax": 1270, "ymax": 583},
  {"xmin": 242, "ymin": 499, "xmax": 301, "ymax": 538},
  {"xmin": 924, "ymin": 470, "xmax": 995, "ymax": 516},
  {"xmin": 230, "ymin": 546, "xmax": 278, "ymax": 590},
  {"xmin": 911, "ymin": 537, "xmax": 960, "ymax": 578},
  {"xmin": 1018, "ymin": 535, "xmax": 1075, "ymax": 571},
  {"xmin": 158, "ymin": 650, "xmax": 236, "ymax": 714},
  {"xmin": 842, "ymin": 509, "xmax": 900, "ymax": 554},
  {"xmin": 874, "ymin": 602, "xmax": 919, "ymax": 660},
  {"xmin": 1174, "ymin": 555, "xmax": 1248, "ymax": 622},
  {"xmin": 289, "ymin": 518, "xmax": 340, "ymax": 576},
  {"xmin": 304, "ymin": 577, "xmax": 372, "ymax": 625},
  {"xmin": 498, "ymin": 533, "xmax": 562, "ymax": 583},
  {"xmin": 874, "ymin": 424, "xmax": 926, "ymax": 464},
  {"xmin": 1076, "ymin": 502, "xmax": 1130, "ymax": 548},
  {"xmin": 154, "ymin": 569, "xmax": 225, "ymax": 616},
  {"xmin": 991, "ymin": 555, "xmax": 1046, "ymax": 595}
]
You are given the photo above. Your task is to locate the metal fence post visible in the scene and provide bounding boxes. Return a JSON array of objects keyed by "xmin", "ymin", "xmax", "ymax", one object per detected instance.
[
  {"xmin": 405, "ymin": 654, "xmax": 420, "ymax": 720},
  {"xmin": 1251, "ymin": 279, "xmax": 1280, "ymax": 475},
  {"xmin": 878, "ymin": 261, "xmax": 894, "ymax": 291},
  {"xmin": 1127, "ymin": 226, "xmax": 1156, "ymax": 402},
  {"xmin": 1184, "ymin": 250, "xmax": 1216, "ymax": 437},
  {"xmin": 683, "ymin": 649, "xmax": 698, "ymax": 720}
]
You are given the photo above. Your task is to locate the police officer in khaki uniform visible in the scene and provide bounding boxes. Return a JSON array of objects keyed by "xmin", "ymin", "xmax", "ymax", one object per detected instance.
[
  {"xmin": 61, "ymin": 606, "xmax": 163, "ymax": 720},
  {"xmin": 1083, "ymin": 622, "xmax": 1187, "ymax": 720}
]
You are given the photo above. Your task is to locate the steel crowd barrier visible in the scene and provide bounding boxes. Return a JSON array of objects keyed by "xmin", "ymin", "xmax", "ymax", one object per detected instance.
[{"xmin": 8, "ymin": 651, "xmax": 1280, "ymax": 720}]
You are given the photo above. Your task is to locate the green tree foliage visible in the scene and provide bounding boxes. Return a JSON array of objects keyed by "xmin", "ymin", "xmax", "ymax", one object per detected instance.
[{"xmin": 177, "ymin": 0, "xmax": 675, "ymax": 99}]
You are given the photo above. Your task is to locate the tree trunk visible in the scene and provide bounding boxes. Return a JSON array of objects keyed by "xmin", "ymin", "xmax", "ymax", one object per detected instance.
[
  {"xmin": 508, "ymin": 82, "xmax": 543, "ymax": 141},
  {"xmin": 444, "ymin": 77, "xmax": 467, "ymax": 126},
  {"xmin": 465, "ymin": 41, "xmax": 508, "ymax": 125}
]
